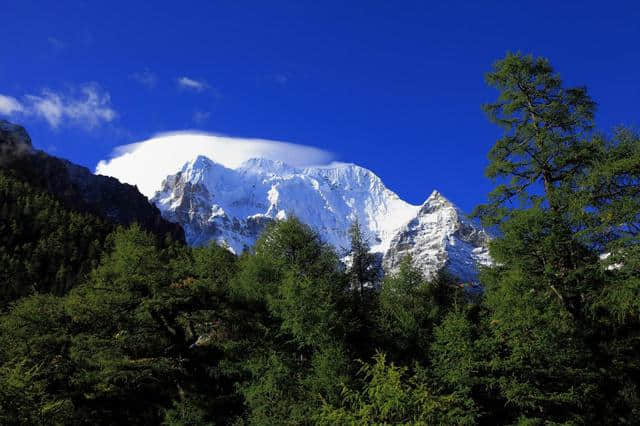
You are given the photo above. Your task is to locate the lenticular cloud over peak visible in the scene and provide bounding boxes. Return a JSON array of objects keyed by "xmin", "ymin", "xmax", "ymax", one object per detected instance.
[{"xmin": 95, "ymin": 131, "xmax": 334, "ymax": 198}]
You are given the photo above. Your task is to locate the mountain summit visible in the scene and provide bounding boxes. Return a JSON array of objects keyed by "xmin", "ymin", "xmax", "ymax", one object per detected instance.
[{"xmin": 152, "ymin": 155, "xmax": 491, "ymax": 280}]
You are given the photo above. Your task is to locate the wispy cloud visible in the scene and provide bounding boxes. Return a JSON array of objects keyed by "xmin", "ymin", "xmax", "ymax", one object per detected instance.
[
  {"xmin": 177, "ymin": 76, "xmax": 208, "ymax": 92},
  {"xmin": 273, "ymin": 72, "xmax": 290, "ymax": 85},
  {"xmin": 130, "ymin": 69, "xmax": 158, "ymax": 88},
  {"xmin": 47, "ymin": 37, "xmax": 66, "ymax": 51},
  {"xmin": 0, "ymin": 95, "xmax": 25, "ymax": 115},
  {"xmin": 0, "ymin": 84, "xmax": 117, "ymax": 130},
  {"xmin": 192, "ymin": 110, "xmax": 211, "ymax": 124}
]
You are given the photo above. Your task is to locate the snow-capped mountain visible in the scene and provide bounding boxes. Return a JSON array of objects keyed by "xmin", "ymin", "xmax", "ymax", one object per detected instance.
[{"xmin": 152, "ymin": 155, "xmax": 491, "ymax": 280}]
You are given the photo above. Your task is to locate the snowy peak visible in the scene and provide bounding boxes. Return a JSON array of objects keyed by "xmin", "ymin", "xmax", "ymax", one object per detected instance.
[
  {"xmin": 180, "ymin": 155, "xmax": 222, "ymax": 180},
  {"xmin": 305, "ymin": 162, "xmax": 389, "ymax": 195},
  {"xmin": 189, "ymin": 154, "xmax": 216, "ymax": 169},
  {"xmin": 383, "ymin": 189, "xmax": 491, "ymax": 281},
  {"xmin": 419, "ymin": 190, "xmax": 455, "ymax": 214},
  {"xmin": 238, "ymin": 157, "xmax": 295, "ymax": 176},
  {"xmin": 152, "ymin": 155, "xmax": 491, "ymax": 280}
]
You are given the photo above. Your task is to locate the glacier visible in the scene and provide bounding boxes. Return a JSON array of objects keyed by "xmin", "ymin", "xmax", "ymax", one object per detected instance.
[{"xmin": 152, "ymin": 155, "xmax": 491, "ymax": 281}]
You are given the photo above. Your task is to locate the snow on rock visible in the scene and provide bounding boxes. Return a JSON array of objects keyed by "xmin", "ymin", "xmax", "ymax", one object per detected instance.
[
  {"xmin": 152, "ymin": 156, "xmax": 491, "ymax": 280},
  {"xmin": 382, "ymin": 190, "xmax": 492, "ymax": 281}
]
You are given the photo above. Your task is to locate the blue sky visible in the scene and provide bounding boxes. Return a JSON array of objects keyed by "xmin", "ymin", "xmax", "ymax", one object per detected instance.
[{"xmin": 1, "ymin": 0, "xmax": 638, "ymax": 211}]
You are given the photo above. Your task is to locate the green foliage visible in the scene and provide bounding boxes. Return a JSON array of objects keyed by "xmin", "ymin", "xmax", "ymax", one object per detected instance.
[
  {"xmin": 348, "ymin": 219, "xmax": 379, "ymax": 296},
  {"xmin": 476, "ymin": 52, "xmax": 597, "ymax": 222},
  {"xmin": 470, "ymin": 53, "xmax": 640, "ymax": 423},
  {"xmin": 0, "ymin": 292, "xmax": 73, "ymax": 416},
  {"xmin": 163, "ymin": 397, "xmax": 214, "ymax": 426},
  {"xmin": 316, "ymin": 353, "xmax": 476, "ymax": 425},
  {"xmin": 379, "ymin": 257, "xmax": 462, "ymax": 356},
  {"xmin": 0, "ymin": 171, "xmax": 111, "ymax": 304},
  {"xmin": 483, "ymin": 269, "xmax": 597, "ymax": 420},
  {"xmin": 231, "ymin": 218, "xmax": 353, "ymax": 424},
  {"xmin": 232, "ymin": 218, "xmax": 349, "ymax": 348},
  {"xmin": 0, "ymin": 359, "xmax": 73, "ymax": 425},
  {"xmin": 572, "ymin": 128, "xmax": 640, "ymax": 322},
  {"xmin": 431, "ymin": 309, "xmax": 480, "ymax": 395},
  {"xmin": 0, "ymin": 225, "xmax": 243, "ymax": 424},
  {"xmin": 193, "ymin": 241, "xmax": 238, "ymax": 289}
]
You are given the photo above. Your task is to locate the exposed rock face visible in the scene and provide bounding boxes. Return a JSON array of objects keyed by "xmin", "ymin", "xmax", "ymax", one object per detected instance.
[
  {"xmin": 0, "ymin": 120, "xmax": 35, "ymax": 162},
  {"xmin": 0, "ymin": 120, "xmax": 184, "ymax": 242},
  {"xmin": 382, "ymin": 190, "xmax": 492, "ymax": 281},
  {"xmin": 153, "ymin": 155, "xmax": 491, "ymax": 280}
]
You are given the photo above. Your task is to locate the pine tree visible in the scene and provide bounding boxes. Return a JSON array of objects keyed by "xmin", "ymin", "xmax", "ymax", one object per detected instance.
[
  {"xmin": 462, "ymin": 52, "xmax": 640, "ymax": 422},
  {"xmin": 378, "ymin": 257, "xmax": 462, "ymax": 357},
  {"xmin": 476, "ymin": 52, "xmax": 597, "ymax": 222},
  {"xmin": 347, "ymin": 219, "xmax": 379, "ymax": 299},
  {"xmin": 230, "ymin": 218, "xmax": 352, "ymax": 423}
]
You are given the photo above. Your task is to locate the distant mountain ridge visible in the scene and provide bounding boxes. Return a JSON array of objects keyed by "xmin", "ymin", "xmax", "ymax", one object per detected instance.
[
  {"xmin": 153, "ymin": 155, "xmax": 491, "ymax": 281},
  {"xmin": 0, "ymin": 120, "xmax": 184, "ymax": 242}
]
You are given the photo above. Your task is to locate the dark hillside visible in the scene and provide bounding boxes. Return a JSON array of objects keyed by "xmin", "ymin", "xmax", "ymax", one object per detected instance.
[{"xmin": 0, "ymin": 120, "xmax": 184, "ymax": 243}]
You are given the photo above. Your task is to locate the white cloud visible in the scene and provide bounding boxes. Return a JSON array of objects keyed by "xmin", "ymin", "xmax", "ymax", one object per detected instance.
[
  {"xmin": 96, "ymin": 132, "xmax": 334, "ymax": 197},
  {"xmin": 0, "ymin": 95, "xmax": 24, "ymax": 115},
  {"xmin": 0, "ymin": 84, "xmax": 116, "ymax": 129},
  {"xmin": 177, "ymin": 76, "xmax": 208, "ymax": 91},
  {"xmin": 26, "ymin": 91, "xmax": 64, "ymax": 127},
  {"xmin": 131, "ymin": 70, "xmax": 157, "ymax": 88}
]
